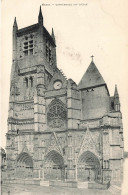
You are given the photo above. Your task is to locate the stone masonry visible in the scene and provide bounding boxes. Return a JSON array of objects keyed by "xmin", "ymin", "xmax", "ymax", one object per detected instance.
[{"xmin": 6, "ymin": 7, "xmax": 124, "ymax": 186}]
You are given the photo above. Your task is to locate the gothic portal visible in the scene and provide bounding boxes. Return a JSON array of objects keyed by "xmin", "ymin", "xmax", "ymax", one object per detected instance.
[
  {"xmin": 77, "ymin": 151, "xmax": 100, "ymax": 181},
  {"xmin": 16, "ymin": 152, "xmax": 33, "ymax": 178},
  {"xmin": 6, "ymin": 7, "xmax": 124, "ymax": 186}
]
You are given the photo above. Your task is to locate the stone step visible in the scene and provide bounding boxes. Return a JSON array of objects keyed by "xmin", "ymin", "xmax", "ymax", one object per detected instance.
[
  {"xmin": 49, "ymin": 180, "xmax": 77, "ymax": 188},
  {"xmin": 40, "ymin": 180, "xmax": 49, "ymax": 187},
  {"xmin": 108, "ymin": 185, "xmax": 121, "ymax": 195},
  {"xmin": 77, "ymin": 181, "xmax": 88, "ymax": 189},
  {"xmin": 112, "ymin": 185, "xmax": 121, "ymax": 191}
]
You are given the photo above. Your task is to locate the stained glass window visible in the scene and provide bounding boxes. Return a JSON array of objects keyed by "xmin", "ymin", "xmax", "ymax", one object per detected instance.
[{"xmin": 47, "ymin": 99, "xmax": 67, "ymax": 128}]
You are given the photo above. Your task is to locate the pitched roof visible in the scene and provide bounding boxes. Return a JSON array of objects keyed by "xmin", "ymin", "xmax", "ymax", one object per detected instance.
[{"xmin": 78, "ymin": 61, "xmax": 106, "ymax": 89}]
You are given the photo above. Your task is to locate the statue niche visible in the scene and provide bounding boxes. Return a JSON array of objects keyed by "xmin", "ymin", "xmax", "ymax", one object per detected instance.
[{"xmin": 47, "ymin": 99, "xmax": 67, "ymax": 129}]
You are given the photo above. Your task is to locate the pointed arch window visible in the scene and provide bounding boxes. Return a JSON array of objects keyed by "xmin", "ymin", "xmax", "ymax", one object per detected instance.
[
  {"xmin": 30, "ymin": 76, "xmax": 33, "ymax": 87},
  {"xmin": 25, "ymin": 77, "xmax": 28, "ymax": 88},
  {"xmin": 47, "ymin": 99, "xmax": 67, "ymax": 128}
]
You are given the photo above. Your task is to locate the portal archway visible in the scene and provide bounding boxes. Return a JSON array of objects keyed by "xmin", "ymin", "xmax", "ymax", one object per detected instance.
[
  {"xmin": 15, "ymin": 152, "xmax": 33, "ymax": 178},
  {"xmin": 77, "ymin": 151, "xmax": 100, "ymax": 181},
  {"xmin": 44, "ymin": 150, "xmax": 65, "ymax": 180}
]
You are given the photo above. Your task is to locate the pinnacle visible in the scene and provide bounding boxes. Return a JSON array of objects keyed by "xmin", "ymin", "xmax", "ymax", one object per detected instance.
[
  {"xmin": 13, "ymin": 17, "xmax": 17, "ymax": 26},
  {"xmin": 38, "ymin": 5, "xmax": 43, "ymax": 24},
  {"xmin": 114, "ymin": 84, "xmax": 119, "ymax": 97},
  {"xmin": 52, "ymin": 28, "xmax": 54, "ymax": 36},
  {"xmin": 39, "ymin": 5, "xmax": 43, "ymax": 17},
  {"xmin": 51, "ymin": 28, "xmax": 55, "ymax": 42}
]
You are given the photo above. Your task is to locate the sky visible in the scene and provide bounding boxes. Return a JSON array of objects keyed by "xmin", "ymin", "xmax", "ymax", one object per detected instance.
[{"xmin": 1, "ymin": 0, "xmax": 128, "ymax": 151}]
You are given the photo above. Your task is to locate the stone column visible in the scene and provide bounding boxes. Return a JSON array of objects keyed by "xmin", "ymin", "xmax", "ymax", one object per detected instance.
[
  {"xmin": 75, "ymin": 159, "xmax": 78, "ymax": 181},
  {"xmin": 39, "ymin": 169, "xmax": 41, "ymax": 179},
  {"xmin": 40, "ymin": 165, "xmax": 44, "ymax": 180}
]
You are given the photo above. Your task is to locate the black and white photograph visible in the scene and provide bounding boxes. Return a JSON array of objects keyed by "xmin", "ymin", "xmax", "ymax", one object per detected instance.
[{"xmin": 1, "ymin": 0, "xmax": 128, "ymax": 194}]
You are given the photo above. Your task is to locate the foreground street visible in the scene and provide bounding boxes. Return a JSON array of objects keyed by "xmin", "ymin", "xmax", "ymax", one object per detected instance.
[{"xmin": 1, "ymin": 183, "xmax": 114, "ymax": 195}]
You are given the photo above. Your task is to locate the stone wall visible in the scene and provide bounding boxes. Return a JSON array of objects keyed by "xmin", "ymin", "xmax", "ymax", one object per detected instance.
[{"xmin": 82, "ymin": 86, "xmax": 109, "ymax": 120}]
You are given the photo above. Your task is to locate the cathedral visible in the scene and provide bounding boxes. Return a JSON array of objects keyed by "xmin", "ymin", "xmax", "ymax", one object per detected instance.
[{"xmin": 6, "ymin": 7, "xmax": 124, "ymax": 186}]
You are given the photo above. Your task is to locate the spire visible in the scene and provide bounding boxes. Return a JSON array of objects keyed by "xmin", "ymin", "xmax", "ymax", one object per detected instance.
[
  {"xmin": 51, "ymin": 28, "xmax": 56, "ymax": 43},
  {"xmin": 13, "ymin": 17, "xmax": 18, "ymax": 30},
  {"xmin": 114, "ymin": 84, "xmax": 119, "ymax": 97},
  {"xmin": 78, "ymin": 60, "xmax": 106, "ymax": 90},
  {"xmin": 38, "ymin": 6, "xmax": 43, "ymax": 24}
]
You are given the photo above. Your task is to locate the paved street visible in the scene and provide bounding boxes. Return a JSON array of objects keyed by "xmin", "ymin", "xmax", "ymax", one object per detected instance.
[{"xmin": 1, "ymin": 184, "xmax": 112, "ymax": 195}]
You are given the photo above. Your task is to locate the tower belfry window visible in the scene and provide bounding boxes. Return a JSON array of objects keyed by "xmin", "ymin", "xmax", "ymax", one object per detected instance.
[
  {"xmin": 24, "ymin": 42, "xmax": 28, "ymax": 46},
  {"xmin": 23, "ymin": 38, "xmax": 34, "ymax": 57},
  {"xmin": 29, "ymin": 40, "xmax": 33, "ymax": 44},
  {"xmin": 46, "ymin": 39, "xmax": 53, "ymax": 65}
]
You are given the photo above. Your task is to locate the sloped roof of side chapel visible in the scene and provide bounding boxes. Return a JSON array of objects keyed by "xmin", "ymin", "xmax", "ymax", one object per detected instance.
[{"xmin": 78, "ymin": 60, "xmax": 108, "ymax": 91}]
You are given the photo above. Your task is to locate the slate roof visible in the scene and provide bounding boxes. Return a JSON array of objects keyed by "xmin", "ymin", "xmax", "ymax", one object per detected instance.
[{"xmin": 78, "ymin": 61, "xmax": 106, "ymax": 89}]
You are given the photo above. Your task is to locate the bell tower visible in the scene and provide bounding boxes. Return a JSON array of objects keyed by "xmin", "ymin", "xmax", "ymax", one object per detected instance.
[{"xmin": 6, "ymin": 6, "xmax": 57, "ymax": 176}]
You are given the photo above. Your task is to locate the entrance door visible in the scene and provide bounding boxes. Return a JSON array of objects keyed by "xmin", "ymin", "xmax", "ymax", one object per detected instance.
[
  {"xmin": 44, "ymin": 150, "xmax": 65, "ymax": 180},
  {"xmin": 16, "ymin": 152, "xmax": 33, "ymax": 179},
  {"xmin": 77, "ymin": 151, "xmax": 100, "ymax": 181}
]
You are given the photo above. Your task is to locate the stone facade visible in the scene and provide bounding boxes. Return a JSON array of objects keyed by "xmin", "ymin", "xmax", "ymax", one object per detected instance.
[{"xmin": 6, "ymin": 7, "xmax": 124, "ymax": 185}]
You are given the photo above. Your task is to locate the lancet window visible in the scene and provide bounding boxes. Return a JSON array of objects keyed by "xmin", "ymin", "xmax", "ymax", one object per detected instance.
[
  {"xmin": 30, "ymin": 76, "xmax": 33, "ymax": 87},
  {"xmin": 25, "ymin": 77, "xmax": 28, "ymax": 87}
]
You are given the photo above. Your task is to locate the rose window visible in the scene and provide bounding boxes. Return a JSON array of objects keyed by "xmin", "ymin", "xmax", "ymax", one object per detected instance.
[{"xmin": 47, "ymin": 100, "xmax": 67, "ymax": 128}]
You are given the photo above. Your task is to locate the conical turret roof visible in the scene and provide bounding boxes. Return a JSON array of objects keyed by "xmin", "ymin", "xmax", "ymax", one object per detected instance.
[{"xmin": 78, "ymin": 61, "xmax": 106, "ymax": 89}]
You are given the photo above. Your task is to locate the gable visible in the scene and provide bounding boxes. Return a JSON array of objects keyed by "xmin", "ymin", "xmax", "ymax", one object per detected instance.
[
  {"xmin": 45, "ymin": 132, "xmax": 63, "ymax": 155},
  {"xmin": 21, "ymin": 143, "xmax": 29, "ymax": 154},
  {"xmin": 47, "ymin": 68, "xmax": 67, "ymax": 90},
  {"xmin": 78, "ymin": 126, "xmax": 99, "ymax": 158}
]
